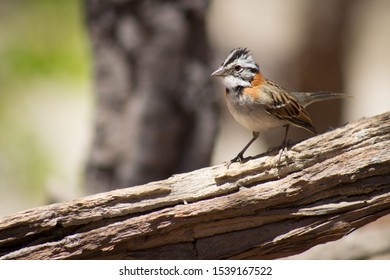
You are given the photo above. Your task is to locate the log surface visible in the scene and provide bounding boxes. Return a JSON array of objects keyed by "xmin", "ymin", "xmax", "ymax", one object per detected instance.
[{"xmin": 0, "ymin": 112, "xmax": 389, "ymax": 259}]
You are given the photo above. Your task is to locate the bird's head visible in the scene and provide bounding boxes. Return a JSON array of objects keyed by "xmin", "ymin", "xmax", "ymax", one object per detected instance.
[{"xmin": 212, "ymin": 47, "xmax": 260, "ymax": 89}]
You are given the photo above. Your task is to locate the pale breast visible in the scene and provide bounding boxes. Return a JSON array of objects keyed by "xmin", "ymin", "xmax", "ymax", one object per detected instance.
[{"xmin": 225, "ymin": 90, "xmax": 287, "ymax": 132}]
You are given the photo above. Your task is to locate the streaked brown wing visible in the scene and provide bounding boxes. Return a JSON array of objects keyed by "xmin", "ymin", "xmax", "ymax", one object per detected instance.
[{"xmin": 263, "ymin": 80, "xmax": 317, "ymax": 134}]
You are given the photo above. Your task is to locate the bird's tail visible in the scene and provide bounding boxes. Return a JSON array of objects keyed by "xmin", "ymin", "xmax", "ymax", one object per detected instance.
[{"xmin": 291, "ymin": 91, "xmax": 350, "ymax": 107}]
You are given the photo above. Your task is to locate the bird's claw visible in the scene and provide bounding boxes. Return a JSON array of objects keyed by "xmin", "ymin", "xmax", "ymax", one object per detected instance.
[{"xmin": 225, "ymin": 154, "xmax": 250, "ymax": 168}]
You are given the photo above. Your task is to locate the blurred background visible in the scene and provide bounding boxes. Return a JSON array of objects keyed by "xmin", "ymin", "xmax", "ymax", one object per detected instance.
[
  {"xmin": 0, "ymin": 0, "xmax": 92, "ymax": 214},
  {"xmin": 0, "ymin": 0, "xmax": 389, "ymax": 258}
]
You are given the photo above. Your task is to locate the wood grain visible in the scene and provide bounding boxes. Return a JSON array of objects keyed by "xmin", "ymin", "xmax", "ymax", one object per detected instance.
[{"xmin": 1, "ymin": 112, "xmax": 389, "ymax": 259}]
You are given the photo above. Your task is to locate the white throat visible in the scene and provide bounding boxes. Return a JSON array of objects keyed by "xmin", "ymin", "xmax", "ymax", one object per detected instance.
[{"xmin": 222, "ymin": 75, "xmax": 251, "ymax": 89}]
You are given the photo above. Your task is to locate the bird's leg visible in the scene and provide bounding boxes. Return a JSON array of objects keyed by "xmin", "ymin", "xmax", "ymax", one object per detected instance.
[
  {"xmin": 278, "ymin": 124, "xmax": 290, "ymax": 162},
  {"xmin": 281, "ymin": 124, "xmax": 290, "ymax": 149},
  {"xmin": 230, "ymin": 131, "xmax": 259, "ymax": 164}
]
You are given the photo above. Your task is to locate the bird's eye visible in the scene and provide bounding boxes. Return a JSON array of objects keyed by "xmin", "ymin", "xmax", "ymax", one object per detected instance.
[{"xmin": 234, "ymin": 65, "xmax": 242, "ymax": 72}]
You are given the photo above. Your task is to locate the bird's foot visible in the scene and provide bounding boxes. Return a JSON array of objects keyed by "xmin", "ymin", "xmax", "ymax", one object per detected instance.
[
  {"xmin": 273, "ymin": 139, "xmax": 294, "ymax": 166},
  {"xmin": 277, "ymin": 146, "xmax": 289, "ymax": 163},
  {"xmin": 225, "ymin": 153, "xmax": 249, "ymax": 168}
]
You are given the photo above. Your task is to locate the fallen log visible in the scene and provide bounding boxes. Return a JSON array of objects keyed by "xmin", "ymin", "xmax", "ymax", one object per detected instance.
[{"xmin": 0, "ymin": 112, "xmax": 389, "ymax": 259}]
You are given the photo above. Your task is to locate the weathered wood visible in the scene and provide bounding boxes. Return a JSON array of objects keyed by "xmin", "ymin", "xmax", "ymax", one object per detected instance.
[{"xmin": 0, "ymin": 112, "xmax": 389, "ymax": 259}]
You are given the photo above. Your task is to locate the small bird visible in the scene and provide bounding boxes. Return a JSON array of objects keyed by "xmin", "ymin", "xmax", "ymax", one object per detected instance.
[{"xmin": 212, "ymin": 47, "xmax": 348, "ymax": 164}]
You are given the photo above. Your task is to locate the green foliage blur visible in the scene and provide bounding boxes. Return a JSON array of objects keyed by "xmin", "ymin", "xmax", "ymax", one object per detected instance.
[{"xmin": 0, "ymin": 0, "xmax": 91, "ymax": 215}]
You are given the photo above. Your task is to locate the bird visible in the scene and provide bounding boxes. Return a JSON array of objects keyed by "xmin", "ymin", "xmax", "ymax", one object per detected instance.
[{"xmin": 212, "ymin": 47, "xmax": 348, "ymax": 164}]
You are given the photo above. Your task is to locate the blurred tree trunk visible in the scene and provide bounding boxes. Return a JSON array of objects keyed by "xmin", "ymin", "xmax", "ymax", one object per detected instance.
[
  {"xmin": 290, "ymin": 0, "xmax": 353, "ymax": 137},
  {"xmin": 296, "ymin": 0, "xmax": 353, "ymax": 129},
  {"xmin": 263, "ymin": 0, "xmax": 353, "ymax": 145},
  {"xmin": 84, "ymin": 0, "xmax": 218, "ymax": 193}
]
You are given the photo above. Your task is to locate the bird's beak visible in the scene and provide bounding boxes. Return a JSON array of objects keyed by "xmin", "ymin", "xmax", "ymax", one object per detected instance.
[{"xmin": 211, "ymin": 66, "xmax": 225, "ymax": 77}]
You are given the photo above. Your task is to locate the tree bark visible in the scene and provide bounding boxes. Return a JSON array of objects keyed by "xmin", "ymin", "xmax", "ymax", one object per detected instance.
[
  {"xmin": 84, "ymin": 0, "xmax": 218, "ymax": 193},
  {"xmin": 1, "ymin": 112, "xmax": 389, "ymax": 260}
]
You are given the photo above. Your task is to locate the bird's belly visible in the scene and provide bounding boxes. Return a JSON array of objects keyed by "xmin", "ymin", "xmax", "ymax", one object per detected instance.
[{"xmin": 226, "ymin": 98, "xmax": 286, "ymax": 132}]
